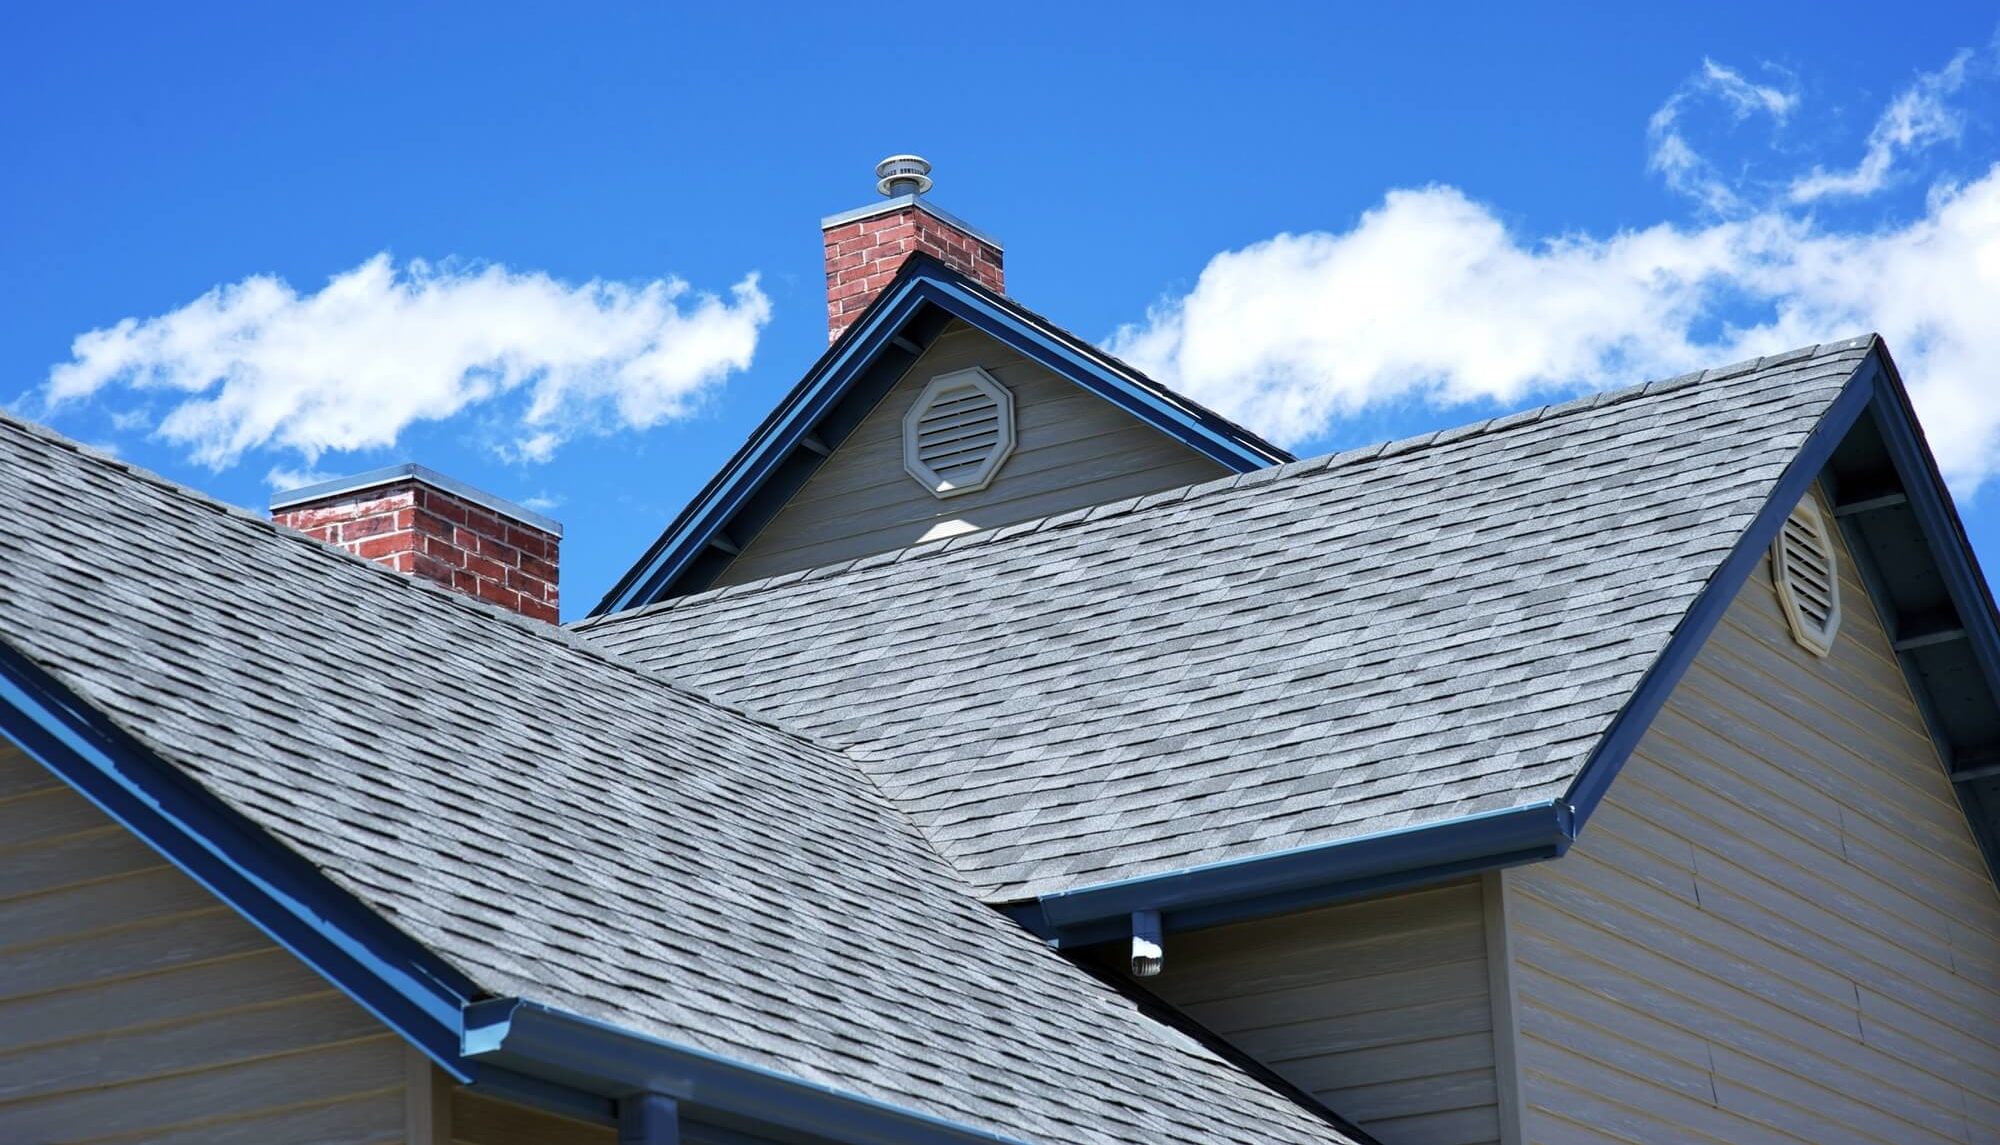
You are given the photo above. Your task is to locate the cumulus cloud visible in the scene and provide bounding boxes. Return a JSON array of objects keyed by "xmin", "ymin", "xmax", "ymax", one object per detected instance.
[
  {"xmin": 1109, "ymin": 168, "xmax": 2000, "ymax": 492},
  {"xmin": 1790, "ymin": 50, "xmax": 1972, "ymax": 202},
  {"xmin": 1648, "ymin": 59, "xmax": 1797, "ymax": 214},
  {"xmin": 1109, "ymin": 50, "xmax": 2000, "ymax": 496},
  {"xmin": 46, "ymin": 254, "xmax": 771, "ymax": 470}
]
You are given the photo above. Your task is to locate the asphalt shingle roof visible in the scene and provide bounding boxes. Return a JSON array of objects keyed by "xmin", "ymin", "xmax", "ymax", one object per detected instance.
[
  {"xmin": 579, "ymin": 339, "xmax": 1875, "ymax": 902},
  {"xmin": 0, "ymin": 414, "xmax": 1365, "ymax": 1145}
]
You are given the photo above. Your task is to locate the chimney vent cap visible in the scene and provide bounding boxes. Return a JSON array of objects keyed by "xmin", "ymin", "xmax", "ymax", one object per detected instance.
[{"xmin": 875, "ymin": 154, "xmax": 934, "ymax": 197}]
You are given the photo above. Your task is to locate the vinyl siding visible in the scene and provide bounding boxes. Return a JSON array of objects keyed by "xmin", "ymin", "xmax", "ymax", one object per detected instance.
[
  {"xmin": 1503, "ymin": 512, "xmax": 2000, "ymax": 1144},
  {"xmin": 448, "ymin": 1091, "xmax": 614, "ymax": 1145},
  {"xmin": 0, "ymin": 742, "xmax": 410, "ymax": 1144},
  {"xmin": 1139, "ymin": 881, "xmax": 1505, "ymax": 1145},
  {"xmin": 714, "ymin": 320, "xmax": 1229, "ymax": 585}
]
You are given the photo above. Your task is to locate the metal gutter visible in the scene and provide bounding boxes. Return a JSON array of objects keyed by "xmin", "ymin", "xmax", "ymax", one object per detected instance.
[
  {"xmin": 1006, "ymin": 800, "xmax": 1576, "ymax": 948},
  {"xmin": 463, "ymin": 999, "xmax": 1036, "ymax": 1145}
]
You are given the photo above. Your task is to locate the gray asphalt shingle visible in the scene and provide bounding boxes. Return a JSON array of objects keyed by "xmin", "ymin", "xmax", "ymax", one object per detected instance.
[
  {"xmin": 0, "ymin": 414, "xmax": 1364, "ymax": 1145},
  {"xmin": 580, "ymin": 339, "xmax": 1874, "ymax": 902}
]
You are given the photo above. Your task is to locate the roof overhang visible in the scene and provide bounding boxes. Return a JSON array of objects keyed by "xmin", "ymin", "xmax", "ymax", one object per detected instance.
[
  {"xmin": 0, "ymin": 632, "xmax": 1076, "ymax": 1145},
  {"xmin": 591, "ymin": 255, "xmax": 1292, "ymax": 615},
  {"xmin": 1003, "ymin": 341, "xmax": 2000, "ymax": 949},
  {"xmin": 462, "ymin": 999, "xmax": 1034, "ymax": 1145}
]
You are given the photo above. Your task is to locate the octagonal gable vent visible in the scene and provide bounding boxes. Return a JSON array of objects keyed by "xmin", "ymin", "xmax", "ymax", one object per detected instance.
[
  {"xmin": 1773, "ymin": 497, "xmax": 1841, "ymax": 657},
  {"xmin": 903, "ymin": 368, "xmax": 1016, "ymax": 498}
]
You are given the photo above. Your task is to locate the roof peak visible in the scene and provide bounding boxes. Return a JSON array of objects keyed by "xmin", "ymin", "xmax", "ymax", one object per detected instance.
[{"xmin": 575, "ymin": 335, "xmax": 1878, "ymax": 632}]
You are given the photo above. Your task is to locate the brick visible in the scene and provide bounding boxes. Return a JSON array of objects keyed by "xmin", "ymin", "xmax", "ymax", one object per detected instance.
[
  {"xmin": 411, "ymin": 508, "xmax": 454, "ymax": 539},
  {"xmin": 462, "ymin": 507, "xmax": 504, "ymax": 540},
  {"xmin": 354, "ymin": 533, "xmax": 417, "ymax": 561},
  {"xmin": 464, "ymin": 552, "xmax": 509, "ymax": 583},
  {"xmin": 473, "ymin": 578, "xmax": 520, "ymax": 611},
  {"xmin": 342, "ymin": 512, "xmax": 399, "ymax": 541},
  {"xmin": 505, "ymin": 524, "xmax": 554, "ymax": 559},
  {"xmin": 422, "ymin": 491, "xmax": 470, "ymax": 526},
  {"xmin": 410, "ymin": 552, "xmax": 456, "ymax": 582}
]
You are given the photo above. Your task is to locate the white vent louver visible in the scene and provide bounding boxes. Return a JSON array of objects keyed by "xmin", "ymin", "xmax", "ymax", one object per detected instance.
[
  {"xmin": 902, "ymin": 368, "xmax": 1016, "ymax": 499},
  {"xmin": 1773, "ymin": 497, "xmax": 1841, "ymax": 657}
]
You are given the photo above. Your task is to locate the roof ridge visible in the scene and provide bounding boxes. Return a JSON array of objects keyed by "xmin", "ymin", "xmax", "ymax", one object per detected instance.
[
  {"xmin": 0, "ymin": 409, "xmax": 860, "ymax": 765},
  {"xmin": 575, "ymin": 335, "xmax": 1877, "ymax": 631}
]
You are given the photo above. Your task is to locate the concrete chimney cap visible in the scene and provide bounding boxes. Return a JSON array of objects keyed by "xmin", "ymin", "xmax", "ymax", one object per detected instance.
[{"xmin": 875, "ymin": 154, "xmax": 933, "ymax": 197}]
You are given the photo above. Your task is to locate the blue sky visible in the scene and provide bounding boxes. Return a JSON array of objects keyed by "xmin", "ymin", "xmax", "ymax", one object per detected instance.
[{"xmin": 3, "ymin": 3, "xmax": 1997, "ymax": 618}]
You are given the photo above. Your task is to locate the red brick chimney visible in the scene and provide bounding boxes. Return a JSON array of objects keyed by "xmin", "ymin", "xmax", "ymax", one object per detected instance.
[
  {"xmin": 822, "ymin": 155, "xmax": 1004, "ymax": 342},
  {"xmin": 271, "ymin": 464, "xmax": 561, "ymax": 623}
]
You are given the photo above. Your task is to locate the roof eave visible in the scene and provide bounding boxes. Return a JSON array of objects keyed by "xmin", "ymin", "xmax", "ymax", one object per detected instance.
[
  {"xmin": 0, "ymin": 633, "xmax": 483, "ymax": 1077},
  {"xmin": 464, "ymin": 998, "xmax": 1037, "ymax": 1145},
  {"xmin": 1006, "ymin": 799, "xmax": 1577, "ymax": 948}
]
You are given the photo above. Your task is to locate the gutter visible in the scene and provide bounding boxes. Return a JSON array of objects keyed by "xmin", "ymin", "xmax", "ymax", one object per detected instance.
[
  {"xmin": 1005, "ymin": 799, "xmax": 1577, "ymax": 948},
  {"xmin": 463, "ymin": 999, "xmax": 1035, "ymax": 1145}
]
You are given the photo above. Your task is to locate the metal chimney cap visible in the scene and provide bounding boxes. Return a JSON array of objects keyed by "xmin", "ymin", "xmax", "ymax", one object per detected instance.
[{"xmin": 875, "ymin": 154, "xmax": 933, "ymax": 197}]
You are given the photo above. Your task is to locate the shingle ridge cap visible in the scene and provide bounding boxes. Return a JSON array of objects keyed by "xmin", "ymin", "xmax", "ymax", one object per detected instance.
[
  {"xmin": 574, "ymin": 336, "xmax": 1874, "ymax": 630},
  {"xmin": 0, "ymin": 409, "xmax": 866, "ymax": 768}
]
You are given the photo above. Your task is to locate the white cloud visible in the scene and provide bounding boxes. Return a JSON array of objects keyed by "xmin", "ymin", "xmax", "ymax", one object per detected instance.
[
  {"xmin": 1108, "ymin": 167, "xmax": 2000, "ymax": 493},
  {"xmin": 1790, "ymin": 50, "xmax": 1972, "ymax": 202},
  {"xmin": 264, "ymin": 465, "xmax": 335, "ymax": 493},
  {"xmin": 46, "ymin": 254, "xmax": 772, "ymax": 470},
  {"xmin": 1648, "ymin": 59, "xmax": 1797, "ymax": 214}
]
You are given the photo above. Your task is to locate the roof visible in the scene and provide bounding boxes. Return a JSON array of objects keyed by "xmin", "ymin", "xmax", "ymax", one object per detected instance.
[
  {"xmin": 0, "ymin": 413, "xmax": 1367, "ymax": 1145},
  {"xmin": 576, "ymin": 340, "xmax": 1882, "ymax": 909},
  {"xmin": 593, "ymin": 253, "xmax": 1292, "ymax": 613}
]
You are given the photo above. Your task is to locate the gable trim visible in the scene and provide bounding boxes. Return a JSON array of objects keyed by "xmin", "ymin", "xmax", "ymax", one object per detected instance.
[
  {"xmin": 0, "ymin": 635, "xmax": 483, "ymax": 1077},
  {"xmin": 1560, "ymin": 355, "xmax": 1881, "ymax": 825},
  {"xmin": 591, "ymin": 256, "xmax": 1290, "ymax": 615},
  {"xmin": 1851, "ymin": 382, "xmax": 2000, "ymax": 882}
]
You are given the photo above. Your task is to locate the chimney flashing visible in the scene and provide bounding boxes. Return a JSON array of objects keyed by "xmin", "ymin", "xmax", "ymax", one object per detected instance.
[
  {"xmin": 270, "ymin": 462, "xmax": 563, "ymax": 538},
  {"xmin": 819, "ymin": 194, "xmax": 1004, "ymax": 252}
]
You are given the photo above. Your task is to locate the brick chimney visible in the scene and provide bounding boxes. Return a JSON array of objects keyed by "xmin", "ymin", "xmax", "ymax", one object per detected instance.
[
  {"xmin": 821, "ymin": 155, "xmax": 1004, "ymax": 342},
  {"xmin": 271, "ymin": 464, "xmax": 561, "ymax": 623}
]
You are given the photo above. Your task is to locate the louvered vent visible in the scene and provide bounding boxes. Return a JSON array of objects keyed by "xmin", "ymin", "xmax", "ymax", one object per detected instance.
[
  {"xmin": 1772, "ymin": 497, "xmax": 1842, "ymax": 656},
  {"xmin": 902, "ymin": 368, "xmax": 1016, "ymax": 498}
]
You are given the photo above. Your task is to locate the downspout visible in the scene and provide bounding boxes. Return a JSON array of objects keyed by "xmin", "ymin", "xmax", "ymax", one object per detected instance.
[{"xmin": 620, "ymin": 1093, "xmax": 680, "ymax": 1145}]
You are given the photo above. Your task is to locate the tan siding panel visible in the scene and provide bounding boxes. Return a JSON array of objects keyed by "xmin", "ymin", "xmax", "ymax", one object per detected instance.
[
  {"xmin": 0, "ymin": 743, "xmax": 410, "ymax": 1144},
  {"xmin": 0, "ymin": 950, "xmax": 320, "ymax": 1054},
  {"xmin": 1143, "ymin": 881, "xmax": 1502, "ymax": 1145},
  {"xmin": 716, "ymin": 321, "xmax": 1229, "ymax": 585},
  {"xmin": 451, "ymin": 1090, "xmax": 615, "ymax": 1145},
  {"xmin": 0, "ymin": 1035, "xmax": 404, "ymax": 1141},
  {"xmin": 1506, "ymin": 520, "xmax": 2000, "ymax": 1145},
  {"xmin": 100, "ymin": 1090, "xmax": 405, "ymax": 1145}
]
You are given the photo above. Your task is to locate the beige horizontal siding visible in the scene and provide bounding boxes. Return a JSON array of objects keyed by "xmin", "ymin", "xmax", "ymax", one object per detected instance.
[
  {"xmin": 715, "ymin": 321, "xmax": 1228, "ymax": 584},
  {"xmin": 1141, "ymin": 881, "xmax": 1503, "ymax": 1145},
  {"xmin": 0, "ymin": 743, "xmax": 408, "ymax": 1144},
  {"xmin": 450, "ymin": 1091, "xmax": 613, "ymax": 1145},
  {"xmin": 1505, "ymin": 501, "xmax": 2000, "ymax": 1145}
]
